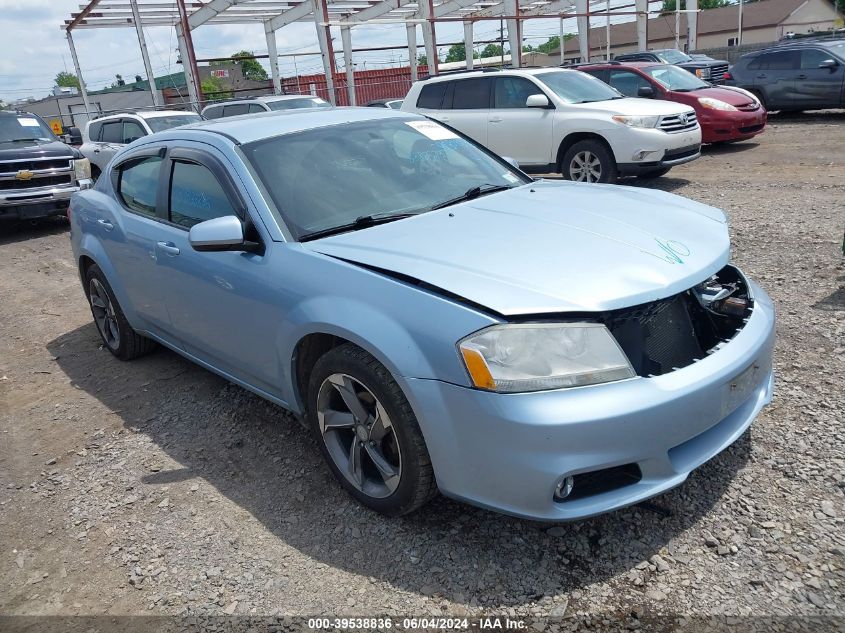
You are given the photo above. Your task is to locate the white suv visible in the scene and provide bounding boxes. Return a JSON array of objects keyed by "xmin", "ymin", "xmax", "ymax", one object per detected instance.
[
  {"xmin": 80, "ymin": 110, "xmax": 202, "ymax": 178},
  {"xmin": 201, "ymin": 95, "xmax": 331, "ymax": 119},
  {"xmin": 401, "ymin": 68, "xmax": 702, "ymax": 182}
]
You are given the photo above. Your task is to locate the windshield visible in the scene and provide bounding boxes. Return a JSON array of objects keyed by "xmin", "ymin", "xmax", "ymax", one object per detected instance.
[
  {"xmin": 535, "ymin": 71, "xmax": 623, "ymax": 104},
  {"xmin": 243, "ymin": 118, "xmax": 529, "ymax": 240},
  {"xmin": 643, "ymin": 64, "xmax": 709, "ymax": 91},
  {"xmin": 0, "ymin": 114, "xmax": 56, "ymax": 143},
  {"xmin": 655, "ymin": 50, "xmax": 692, "ymax": 64},
  {"xmin": 145, "ymin": 114, "xmax": 202, "ymax": 133},
  {"xmin": 267, "ymin": 97, "xmax": 331, "ymax": 111}
]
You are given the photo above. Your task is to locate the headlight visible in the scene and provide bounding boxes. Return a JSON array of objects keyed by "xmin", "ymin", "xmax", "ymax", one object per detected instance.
[
  {"xmin": 458, "ymin": 323, "xmax": 635, "ymax": 393},
  {"xmin": 611, "ymin": 115, "xmax": 660, "ymax": 129},
  {"xmin": 698, "ymin": 97, "xmax": 738, "ymax": 111},
  {"xmin": 695, "ymin": 68, "xmax": 711, "ymax": 79},
  {"xmin": 73, "ymin": 158, "xmax": 91, "ymax": 180}
]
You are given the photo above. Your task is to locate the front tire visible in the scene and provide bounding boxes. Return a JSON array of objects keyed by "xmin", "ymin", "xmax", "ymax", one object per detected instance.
[
  {"xmin": 561, "ymin": 139, "xmax": 618, "ymax": 183},
  {"xmin": 85, "ymin": 264, "xmax": 157, "ymax": 360},
  {"xmin": 307, "ymin": 344, "xmax": 437, "ymax": 516}
]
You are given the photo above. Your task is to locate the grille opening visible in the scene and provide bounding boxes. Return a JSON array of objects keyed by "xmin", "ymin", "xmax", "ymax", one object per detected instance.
[
  {"xmin": 556, "ymin": 463, "xmax": 642, "ymax": 503},
  {"xmin": 599, "ymin": 265, "xmax": 752, "ymax": 378}
]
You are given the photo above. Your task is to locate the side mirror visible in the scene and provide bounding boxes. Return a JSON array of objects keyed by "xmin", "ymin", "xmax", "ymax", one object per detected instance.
[
  {"xmin": 525, "ymin": 93, "xmax": 551, "ymax": 108},
  {"xmin": 66, "ymin": 126, "xmax": 83, "ymax": 145},
  {"xmin": 638, "ymin": 85, "xmax": 656, "ymax": 98},
  {"xmin": 189, "ymin": 215, "xmax": 249, "ymax": 252},
  {"xmin": 818, "ymin": 58, "xmax": 838, "ymax": 70},
  {"xmin": 501, "ymin": 156, "xmax": 520, "ymax": 169}
]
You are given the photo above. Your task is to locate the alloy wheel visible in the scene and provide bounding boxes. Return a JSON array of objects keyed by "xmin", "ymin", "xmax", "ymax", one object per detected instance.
[
  {"xmin": 569, "ymin": 150, "xmax": 603, "ymax": 182},
  {"xmin": 316, "ymin": 373, "xmax": 402, "ymax": 499},
  {"xmin": 89, "ymin": 278, "xmax": 120, "ymax": 349}
]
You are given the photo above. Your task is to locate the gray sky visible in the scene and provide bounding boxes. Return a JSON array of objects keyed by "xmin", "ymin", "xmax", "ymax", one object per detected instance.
[{"xmin": 0, "ymin": 0, "xmax": 648, "ymax": 104}]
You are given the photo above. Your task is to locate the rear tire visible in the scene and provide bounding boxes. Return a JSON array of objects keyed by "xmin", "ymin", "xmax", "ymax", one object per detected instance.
[
  {"xmin": 636, "ymin": 167, "xmax": 671, "ymax": 179},
  {"xmin": 307, "ymin": 343, "xmax": 437, "ymax": 516},
  {"xmin": 85, "ymin": 264, "xmax": 157, "ymax": 360},
  {"xmin": 561, "ymin": 140, "xmax": 618, "ymax": 184}
]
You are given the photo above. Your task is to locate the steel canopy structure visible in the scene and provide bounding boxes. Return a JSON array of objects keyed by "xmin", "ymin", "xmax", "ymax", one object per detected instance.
[{"xmin": 62, "ymin": 0, "xmax": 696, "ymax": 111}]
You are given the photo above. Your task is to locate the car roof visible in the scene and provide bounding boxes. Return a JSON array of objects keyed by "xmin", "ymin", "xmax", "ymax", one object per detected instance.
[
  {"xmin": 203, "ymin": 94, "xmax": 322, "ymax": 109},
  {"xmin": 576, "ymin": 61, "xmax": 657, "ymax": 70},
  {"xmin": 92, "ymin": 110, "xmax": 196, "ymax": 122},
  {"xmin": 421, "ymin": 67, "xmax": 578, "ymax": 84},
  {"xmin": 162, "ymin": 106, "xmax": 424, "ymax": 145}
]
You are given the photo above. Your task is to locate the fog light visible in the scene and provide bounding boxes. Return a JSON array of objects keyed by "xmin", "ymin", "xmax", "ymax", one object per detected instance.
[
  {"xmin": 632, "ymin": 150, "xmax": 658, "ymax": 161},
  {"xmin": 554, "ymin": 476, "xmax": 575, "ymax": 501}
]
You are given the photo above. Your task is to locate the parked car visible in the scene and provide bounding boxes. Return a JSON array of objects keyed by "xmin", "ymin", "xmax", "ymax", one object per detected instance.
[
  {"xmin": 80, "ymin": 110, "xmax": 202, "ymax": 179},
  {"xmin": 0, "ymin": 110, "xmax": 92, "ymax": 222},
  {"xmin": 201, "ymin": 95, "xmax": 331, "ymax": 119},
  {"xmin": 613, "ymin": 49, "xmax": 731, "ymax": 84},
  {"xmin": 367, "ymin": 98, "xmax": 404, "ymax": 109},
  {"xmin": 579, "ymin": 62, "xmax": 767, "ymax": 144},
  {"xmin": 401, "ymin": 68, "xmax": 701, "ymax": 182},
  {"xmin": 69, "ymin": 107, "xmax": 775, "ymax": 520},
  {"xmin": 724, "ymin": 39, "xmax": 845, "ymax": 111}
]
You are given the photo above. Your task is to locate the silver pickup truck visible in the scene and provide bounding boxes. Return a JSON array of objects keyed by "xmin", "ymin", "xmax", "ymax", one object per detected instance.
[{"xmin": 0, "ymin": 110, "xmax": 92, "ymax": 222}]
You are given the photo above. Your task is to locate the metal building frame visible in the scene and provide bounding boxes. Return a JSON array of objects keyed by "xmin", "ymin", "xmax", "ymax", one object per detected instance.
[{"xmin": 63, "ymin": 0, "xmax": 685, "ymax": 110}]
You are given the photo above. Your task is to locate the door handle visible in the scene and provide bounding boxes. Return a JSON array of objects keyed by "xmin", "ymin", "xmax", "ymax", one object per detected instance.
[
  {"xmin": 489, "ymin": 116, "xmax": 503, "ymax": 123},
  {"xmin": 755, "ymin": 74, "xmax": 767, "ymax": 79},
  {"xmin": 93, "ymin": 148, "xmax": 100, "ymax": 153},
  {"xmin": 156, "ymin": 241, "xmax": 180, "ymax": 256},
  {"xmin": 97, "ymin": 219, "xmax": 113, "ymax": 231},
  {"xmin": 796, "ymin": 74, "xmax": 807, "ymax": 80}
]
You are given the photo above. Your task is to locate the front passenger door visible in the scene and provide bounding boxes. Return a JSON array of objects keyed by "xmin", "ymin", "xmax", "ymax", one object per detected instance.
[
  {"xmin": 486, "ymin": 76, "xmax": 554, "ymax": 167},
  {"xmin": 792, "ymin": 48, "xmax": 844, "ymax": 109},
  {"xmin": 153, "ymin": 146, "xmax": 283, "ymax": 394}
]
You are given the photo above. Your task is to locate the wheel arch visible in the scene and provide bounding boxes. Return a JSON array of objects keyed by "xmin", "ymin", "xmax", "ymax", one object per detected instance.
[{"xmin": 556, "ymin": 132, "xmax": 615, "ymax": 171}]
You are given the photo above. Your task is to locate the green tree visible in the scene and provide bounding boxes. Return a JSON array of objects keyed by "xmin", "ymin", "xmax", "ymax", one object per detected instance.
[
  {"xmin": 417, "ymin": 54, "xmax": 428, "ymax": 66},
  {"xmin": 445, "ymin": 43, "xmax": 467, "ymax": 63},
  {"xmin": 55, "ymin": 71, "xmax": 80, "ymax": 89},
  {"xmin": 201, "ymin": 75, "xmax": 232, "ymax": 99},
  {"xmin": 213, "ymin": 50, "xmax": 269, "ymax": 81},
  {"xmin": 480, "ymin": 43, "xmax": 505, "ymax": 58},
  {"xmin": 661, "ymin": 0, "xmax": 729, "ymax": 12}
]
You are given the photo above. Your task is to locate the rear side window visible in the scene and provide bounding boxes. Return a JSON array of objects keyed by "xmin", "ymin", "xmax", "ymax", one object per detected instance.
[
  {"xmin": 223, "ymin": 103, "xmax": 249, "ymax": 117},
  {"xmin": 204, "ymin": 106, "xmax": 223, "ymax": 119},
  {"xmin": 749, "ymin": 51, "xmax": 799, "ymax": 70},
  {"xmin": 100, "ymin": 121, "xmax": 123, "ymax": 143},
  {"xmin": 118, "ymin": 156, "xmax": 162, "ymax": 218},
  {"xmin": 452, "ymin": 78, "xmax": 492, "ymax": 109},
  {"xmin": 87, "ymin": 121, "xmax": 102, "ymax": 142},
  {"xmin": 169, "ymin": 161, "xmax": 237, "ymax": 228},
  {"xmin": 416, "ymin": 82, "xmax": 448, "ymax": 109}
]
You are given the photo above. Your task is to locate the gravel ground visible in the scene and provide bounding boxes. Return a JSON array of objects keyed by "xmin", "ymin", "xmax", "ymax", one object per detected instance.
[{"xmin": 1, "ymin": 112, "xmax": 843, "ymax": 630}]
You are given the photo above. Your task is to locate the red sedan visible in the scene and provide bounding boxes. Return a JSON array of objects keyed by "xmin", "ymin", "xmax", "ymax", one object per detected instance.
[{"xmin": 579, "ymin": 62, "xmax": 767, "ymax": 144}]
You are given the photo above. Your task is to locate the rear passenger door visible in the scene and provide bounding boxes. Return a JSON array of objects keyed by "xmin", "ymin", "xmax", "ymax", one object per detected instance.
[
  {"xmin": 792, "ymin": 47, "xmax": 845, "ymax": 109},
  {"xmin": 486, "ymin": 76, "xmax": 555, "ymax": 167},
  {"xmin": 434, "ymin": 78, "xmax": 492, "ymax": 146},
  {"xmin": 750, "ymin": 50, "xmax": 799, "ymax": 109}
]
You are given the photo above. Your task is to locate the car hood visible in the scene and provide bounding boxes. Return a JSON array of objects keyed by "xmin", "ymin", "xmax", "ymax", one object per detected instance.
[
  {"xmin": 304, "ymin": 181, "xmax": 730, "ymax": 316},
  {"xmin": 688, "ymin": 86, "xmax": 758, "ymax": 107},
  {"xmin": 0, "ymin": 139, "xmax": 75, "ymax": 160},
  {"xmin": 574, "ymin": 97, "xmax": 695, "ymax": 116}
]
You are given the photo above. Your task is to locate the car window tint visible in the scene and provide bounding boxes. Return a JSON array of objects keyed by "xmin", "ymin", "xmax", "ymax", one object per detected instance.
[
  {"xmin": 204, "ymin": 106, "xmax": 223, "ymax": 119},
  {"xmin": 452, "ymin": 78, "xmax": 492, "ymax": 109},
  {"xmin": 118, "ymin": 156, "xmax": 161, "ymax": 217},
  {"xmin": 754, "ymin": 51, "xmax": 799, "ymax": 70},
  {"xmin": 800, "ymin": 48, "xmax": 832, "ymax": 69},
  {"xmin": 416, "ymin": 82, "xmax": 448, "ymax": 109},
  {"xmin": 123, "ymin": 120, "xmax": 146, "ymax": 143},
  {"xmin": 169, "ymin": 161, "xmax": 237, "ymax": 229},
  {"xmin": 100, "ymin": 121, "xmax": 123, "ymax": 143},
  {"xmin": 494, "ymin": 77, "xmax": 543, "ymax": 108},
  {"xmin": 223, "ymin": 103, "xmax": 249, "ymax": 117},
  {"xmin": 608, "ymin": 70, "xmax": 651, "ymax": 97},
  {"xmin": 87, "ymin": 121, "xmax": 102, "ymax": 142},
  {"xmin": 248, "ymin": 103, "xmax": 266, "ymax": 113}
]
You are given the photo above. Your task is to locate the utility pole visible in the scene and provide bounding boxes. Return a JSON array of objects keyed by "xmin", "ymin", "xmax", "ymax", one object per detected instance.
[{"xmin": 738, "ymin": 0, "xmax": 744, "ymax": 45}]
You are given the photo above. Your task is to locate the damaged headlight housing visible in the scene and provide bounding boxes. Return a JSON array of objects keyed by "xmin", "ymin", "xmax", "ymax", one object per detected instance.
[{"xmin": 458, "ymin": 323, "xmax": 635, "ymax": 393}]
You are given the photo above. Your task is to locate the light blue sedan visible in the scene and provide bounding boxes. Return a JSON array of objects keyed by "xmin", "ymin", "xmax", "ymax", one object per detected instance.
[{"xmin": 68, "ymin": 107, "xmax": 775, "ymax": 520}]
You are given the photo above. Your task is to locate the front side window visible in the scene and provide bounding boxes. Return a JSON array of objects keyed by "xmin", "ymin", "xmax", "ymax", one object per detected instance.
[
  {"xmin": 451, "ymin": 78, "xmax": 492, "ymax": 109},
  {"xmin": 243, "ymin": 118, "xmax": 530, "ymax": 240},
  {"xmin": 800, "ymin": 48, "xmax": 832, "ymax": 69},
  {"xmin": 608, "ymin": 70, "xmax": 654, "ymax": 97},
  {"xmin": 0, "ymin": 114, "xmax": 55, "ymax": 143},
  {"xmin": 248, "ymin": 103, "xmax": 266, "ymax": 113},
  {"xmin": 123, "ymin": 120, "xmax": 146, "ymax": 143},
  {"xmin": 100, "ymin": 121, "xmax": 124, "ymax": 143},
  {"xmin": 118, "ymin": 156, "xmax": 161, "ymax": 217},
  {"xmin": 494, "ymin": 77, "xmax": 545, "ymax": 108},
  {"xmin": 267, "ymin": 97, "xmax": 330, "ymax": 111},
  {"xmin": 145, "ymin": 114, "xmax": 202, "ymax": 132},
  {"xmin": 642, "ymin": 64, "xmax": 709, "ymax": 91},
  {"xmin": 169, "ymin": 161, "xmax": 237, "ymax": 229},
  {"xmin": 535, "ymin": 70, "xmax": 623, "ymax": 104}
]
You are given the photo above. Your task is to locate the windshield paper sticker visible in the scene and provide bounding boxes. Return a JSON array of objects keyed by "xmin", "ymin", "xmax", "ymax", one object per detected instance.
[
  {"xmin": 18, "ymin": 118, "xmax": 41, "ymax": 127},
  {"xmin": 405, "ymin": 120, "xmax": 458, "ymax": 141}
]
